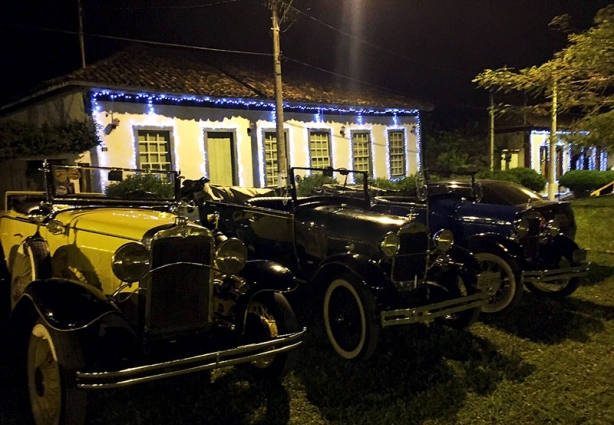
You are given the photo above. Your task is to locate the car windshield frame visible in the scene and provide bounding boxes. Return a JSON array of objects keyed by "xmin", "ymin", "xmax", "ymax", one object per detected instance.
[
  {"xmin": 44, "ymin": 163, "xmax": 180, "ymax": 205},
  {"xmin": 289, "ymin": 166, "xmax": 371, "ymax": 205}
]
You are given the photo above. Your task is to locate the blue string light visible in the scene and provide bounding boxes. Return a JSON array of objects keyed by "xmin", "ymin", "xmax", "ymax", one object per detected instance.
[{"xmin": 92, "ymin": 90, "xmax": 420, "ymax": 116}]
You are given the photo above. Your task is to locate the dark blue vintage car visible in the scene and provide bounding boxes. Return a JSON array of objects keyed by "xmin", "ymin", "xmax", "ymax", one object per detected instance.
[
  {"xmin": 371, "ymin": 173, "xmax": 589, "ymax": 315},
  {"xmin": 184, "ymin": 167, "xmax": 499, "ymax": 361}
]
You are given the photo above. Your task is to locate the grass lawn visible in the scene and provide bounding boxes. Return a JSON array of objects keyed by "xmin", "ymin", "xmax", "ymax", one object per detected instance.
[{"xmin": 2, "ymin": 196, "xmax": 614, "ymax": 424}]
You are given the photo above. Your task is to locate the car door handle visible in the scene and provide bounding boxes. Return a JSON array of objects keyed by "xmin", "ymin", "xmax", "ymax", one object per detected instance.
[{"xmin": 14, "ymin": 232, "xmax": 23, "ymax": 238}]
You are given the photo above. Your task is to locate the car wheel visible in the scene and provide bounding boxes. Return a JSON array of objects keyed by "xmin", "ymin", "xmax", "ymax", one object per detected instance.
[
  {"xmin": 323, "ymin": 273, "xmax": 380, "ymax": 361},
  {"xmin": 27, "ymin": 318, "xmax": 86, "ymax": 425},
  {"xmin": 525, "ymin": 251, "xmax": 581, "ymax": 299},
  {"xmin": 11, "ymin": 240, "xmax": 51, "ymax": 307},
  {"xmin": 241, "ymin": 292, "xmax": 299, "ymax": 380},
  {"xmin": 474, "ymin": 252, "xmax": 523, "ymax": 314}
]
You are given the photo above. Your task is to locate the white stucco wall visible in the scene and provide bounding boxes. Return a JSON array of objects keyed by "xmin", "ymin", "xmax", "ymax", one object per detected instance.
[{"xmin": 92, "ymin": 97, "xmax": 420, "ymax": 187}]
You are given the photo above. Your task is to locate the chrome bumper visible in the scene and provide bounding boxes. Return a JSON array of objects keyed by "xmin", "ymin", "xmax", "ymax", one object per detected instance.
[
  {"xmin": 76, "ymin": 328, "xmax": 306, "ymax": 390},
  {"xmin": 380, "ymin": 292, "xmax": 488, "ymax": 328},
  {"xmin": 521, "ymin": 264, "xmax": 589, "ymax": 284}
]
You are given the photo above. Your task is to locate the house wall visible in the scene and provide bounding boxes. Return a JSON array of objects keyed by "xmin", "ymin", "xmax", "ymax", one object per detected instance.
[
  {"xmin": 0, "ymin": 90, "xmax": 93, "ymax": 207},
  {"xmin": 92, "ymin": 98, "xmax": 420, "ymax": 187}
]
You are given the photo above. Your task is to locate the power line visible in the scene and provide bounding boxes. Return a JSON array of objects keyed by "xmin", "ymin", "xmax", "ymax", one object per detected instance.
[
  {"xmin": 0, "ymin": 23, "xmax": 272, "ymax": 57},
  {"xmin": 84, "ymin": 0, "xmax": 246, "ymax": 11},
  {"xmin": 1, "ymin": 22, "xmax": 487, "ymax": 111}
]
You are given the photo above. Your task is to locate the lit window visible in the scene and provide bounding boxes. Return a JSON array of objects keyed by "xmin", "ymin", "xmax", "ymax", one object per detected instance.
[
  {"xmin": 263, "ymin": 131, "xmax": 288, "ymax": 187},
  {"xmin": 137, "ymin": 130, "xmax": 172, "ymax": 171},
  {"xmin": 309, "ymin": 131, "xmax": 330, "ymax": 168},
  {"xmin": 352, "ymin": 131, "xmax": 371, "ymax": 174},
  {"xmin": 388, "ymin": 130, "xmax": 406, "ymax": 178}
]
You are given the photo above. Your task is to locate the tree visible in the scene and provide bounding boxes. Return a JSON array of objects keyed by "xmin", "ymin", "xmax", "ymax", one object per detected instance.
[{"xmin": 473, "ymin": 5, "xmax": 614, "ymax": 199}]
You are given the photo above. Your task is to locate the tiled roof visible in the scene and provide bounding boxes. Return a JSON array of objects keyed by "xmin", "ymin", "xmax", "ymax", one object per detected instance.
[{"xmin": 21, "ymin": 45, "xmax": 433, "ymax": 111}]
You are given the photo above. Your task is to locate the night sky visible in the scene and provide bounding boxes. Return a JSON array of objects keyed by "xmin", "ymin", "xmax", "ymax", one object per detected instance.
[{"xmin": 2, "ymin": 0, "xmax": 613, "ymax": 127}]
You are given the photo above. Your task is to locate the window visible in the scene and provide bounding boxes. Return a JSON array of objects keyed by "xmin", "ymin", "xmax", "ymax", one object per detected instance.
[
  {"xmin": 263, "ymin": 131, "xmax": 289, "ymax": 187},
  {"xmin": 137, "ymin": 130, "xmax": 172, "ymax": 171},
  {"xmin": 309, "ymin": 130, "xmax": 331, "ymax": 168},
  {"xmin": 352, "ymin": 131, "xmax": 372, "ymax": 175},
  {"xmin": 388, "ymin": 130, "xmax": 406, "ymax": 178}
]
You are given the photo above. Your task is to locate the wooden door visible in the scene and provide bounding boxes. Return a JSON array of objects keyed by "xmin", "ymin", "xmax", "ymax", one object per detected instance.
[{"xmin": 207, "ymin": 132, "xmax": 235, "ymax": 185}]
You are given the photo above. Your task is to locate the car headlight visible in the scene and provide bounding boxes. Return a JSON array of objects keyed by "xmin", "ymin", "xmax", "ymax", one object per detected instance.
[
  {"xmin": 215, "ymin": 237, "xmax": 248, "ymax": 275},
  {"xmin": 380, "ymin": 232, "xmax": 400, "ymax": 257},
  {"xmin": 546, "ymin": 220, "xmax": 560, "ymax": 237},
  {"xmin": 515, "ymin": 211, "xmax": 544, "ymax": 239},
  {"xmin": 112, "ymin": 242, "xmax": 150, "ymax": 283},
  {"xmin": 433, "ymin": 229, "xmax": 454, "ymax": 253}
]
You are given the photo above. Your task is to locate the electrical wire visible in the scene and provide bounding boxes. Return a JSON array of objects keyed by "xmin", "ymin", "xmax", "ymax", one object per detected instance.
[{"xmin": 1, "ymin": 22, "xmax": 488, "ymax": 110}]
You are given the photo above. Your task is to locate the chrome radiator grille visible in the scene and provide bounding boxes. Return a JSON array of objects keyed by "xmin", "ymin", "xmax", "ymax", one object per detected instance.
[
  {"xmin": 146, "ymin": 235, "xmax": 213, "ymax": 339},
  {"xmin": 392, "ymin": 227, "xmax": 428, "ymax": 282}
]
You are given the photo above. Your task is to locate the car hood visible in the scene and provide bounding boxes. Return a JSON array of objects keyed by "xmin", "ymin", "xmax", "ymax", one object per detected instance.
[
  {"xmin": 54, "ymin": 207, "xmax": 177, "ymax": 241},
  {"xmin": 300, "ymin": 204, "xmax": 413, "ymax": 239}
]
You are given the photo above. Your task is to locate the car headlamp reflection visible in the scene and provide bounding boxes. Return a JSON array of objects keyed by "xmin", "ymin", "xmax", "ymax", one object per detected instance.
[
  {"xmin": 380, "ymin": 232, "xmax": 400, "ymax": 257},
  {"xmin": 215, "ymin": 237, "xmax": 248, "ymax": 275},
  {"xmin": 433, "ymin": 228, "xmax": 454, "ymax": 253},
  {"xmin": 112, "ymin": 242, "xmax": 151, "ymax": 283}
]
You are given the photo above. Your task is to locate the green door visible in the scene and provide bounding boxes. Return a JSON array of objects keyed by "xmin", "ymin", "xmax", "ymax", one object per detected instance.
[{"xmin": 207, "ymin": 132, "xmax": 235, "ymax": 185}]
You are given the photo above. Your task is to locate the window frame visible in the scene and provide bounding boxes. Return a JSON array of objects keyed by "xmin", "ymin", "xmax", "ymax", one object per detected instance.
[
  {"xmin": 308, "ymin": 129, "xmax": 332, "ymax": 169},
  {"xmin": 350, "ymin": 130, "xmax": 373, "ymax": 176},
  {"xmin": 133, "ymin": 127, "xmax": 174, "ymax": 171},
  {"xmin": 262, "ymin": 129, "xmax": 290, "ymax": 187},
  {"xmin": 387, "ymin": 129, "xmax": 407, "ymax": 178}
]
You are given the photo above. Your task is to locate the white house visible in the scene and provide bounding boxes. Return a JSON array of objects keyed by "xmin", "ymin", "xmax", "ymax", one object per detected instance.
[{"xmin": 0, "ymin": 46, "xmax": 432, "ymax": 197}]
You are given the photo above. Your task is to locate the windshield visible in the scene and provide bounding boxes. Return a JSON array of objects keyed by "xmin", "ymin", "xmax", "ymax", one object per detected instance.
[
  {"xmin": 48, "ymin": 164, "xmax": 178, "ymax": 202},
  {"xmin": 292, "ymin": 167, "xmax": 369, "ymax": 202},
  {"xmin": 480, "ymin": 181, "xmax": 542, "ymax": 206}
]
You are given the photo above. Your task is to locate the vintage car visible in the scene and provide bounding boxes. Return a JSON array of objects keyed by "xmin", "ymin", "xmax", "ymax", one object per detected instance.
[
  {"xmin": 184, "ymin": 167, "xmax": 499, "ymax": 362},
  {"xmin": 413, "ymin": 178, "xmax": 578, "ymax": 239},
  {"xmin": 371, "ymin": 172, "xmax": 589, "ymax": 315},
  {"xmin": 0, "ymin": 162, "xmax": 305, "ymax": 425}
]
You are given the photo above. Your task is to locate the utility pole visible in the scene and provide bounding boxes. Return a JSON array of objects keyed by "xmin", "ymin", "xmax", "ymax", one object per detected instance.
[
  {"xmin": 78, "ymin": 0, "xmax": 86, "ymax": 68},
  {"xmin": 270, "ymin": 1, "xmax": 288, "ymax": 188},
  {"xmin": 548, "ymin": 81, "xmax": 558, "ymax": 201},
  {"xmin": 489, "ymin": 93, "xmax": 495, "ymax": 172}
]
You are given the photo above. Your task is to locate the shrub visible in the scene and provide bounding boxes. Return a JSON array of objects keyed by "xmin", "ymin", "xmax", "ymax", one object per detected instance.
[
  {"xmin": 106, "ymin": 173, "xmax": 175, "ymax": 199},
  {"xmin": 504, "ymin": 167, "xmax": 548, "ymax": 192},
  {"xmin": 558, "ymin": 170, "xmax": 614, "ymax": 194},
  {"xmin": 475, "ymin": 169, "xmax": 521, "ymax": 184},
  {"xmin": 296, "ymin": 173, "xmax": 337, "ymax": 197},
  {"xmin": 369, "ymin": 174, "xmax": 418, "ymax": 194}
]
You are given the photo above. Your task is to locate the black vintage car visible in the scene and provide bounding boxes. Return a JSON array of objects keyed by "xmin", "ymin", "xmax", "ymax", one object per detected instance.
[
  {"xmin": 186, "ymin": 167, "xmax": 499, "ymax": 361},
  {"xmin": 372, "ymin": 172, "xmax": 589, "ymax": 315},
  {"xmin": 0, "ymin": 163, "xmax": 305, "ymax": 425}
]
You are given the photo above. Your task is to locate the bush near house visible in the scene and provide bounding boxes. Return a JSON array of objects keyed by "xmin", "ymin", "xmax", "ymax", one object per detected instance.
[
  {"xmin": 105, "ymin": 173, "xmax": 175, "ymax": 199},
  {"xmin": 370, "ymin": 168, "xmax": 545, "ymax": 193},
  {"xmin": 502, "ymin": 168, "xmax": 548, "ymax": 192},
  {"xmin": 475, "ymin": 169, "xmax": 521, "ymax": 184},
  {"xmin": 296, "ymin": 173, "xmax": 337, "ymax": 197},
  {"xmin": 559, "ymin": 170, "xmax": 614, "ymax": 196}
]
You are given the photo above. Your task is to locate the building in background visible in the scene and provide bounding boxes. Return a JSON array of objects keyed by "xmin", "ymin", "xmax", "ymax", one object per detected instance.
[{"xmin": 0, "ymin": 46, "xmax": 431, "ymax": 198}]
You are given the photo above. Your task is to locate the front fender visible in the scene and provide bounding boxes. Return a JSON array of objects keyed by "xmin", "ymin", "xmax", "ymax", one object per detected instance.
[
  {"xmin": 465, "ymin": 233, "xmax": 525, "ymax": 265},
  {"xmin": 15, "ymin": 279, "xmax": 119, "ymax": 331},
  {"xmin": 538, "ymin": 234, "xmax": 585, "ymax": 266},
  {"xmin": 237, "ymin": 260, "xmax": 297, "ymax": 292},
  {"xmin": 312, "ymin": 252, "xmax": 390, "ymax": 292}
]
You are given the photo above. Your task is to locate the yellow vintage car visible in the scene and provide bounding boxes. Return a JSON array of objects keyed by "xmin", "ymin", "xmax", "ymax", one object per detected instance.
[{"xmin": 0, "ymin": 162, "xmax": 304, "ymax": 425}]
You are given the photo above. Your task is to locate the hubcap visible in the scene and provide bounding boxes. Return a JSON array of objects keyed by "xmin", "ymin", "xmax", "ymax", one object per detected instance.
[{"xmin": 29, "ymin": 324, "xmax": 61, "ymax": 424}]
